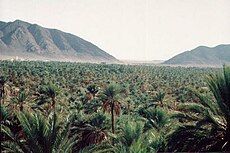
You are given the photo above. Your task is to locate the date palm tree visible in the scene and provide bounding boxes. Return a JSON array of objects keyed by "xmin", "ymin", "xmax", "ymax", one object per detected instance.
[
  {"xmin": 35, "ymin": 84, "xmax": 59, "ymax": 110},
  {"xmin": 100, "ymin": 83, "xmax": 123, "ymax": 134},
  {"xmin": 71, "ymin": 113, "xmax": 108, "ymax": 151},
  {"xmin": 12, "ymin": 90, "xmax": 29, "ymax": 111},
  {"xmin": 45, "ymin": 84, "xmax": 59, "ymax": 109},
  {"xmin": 153, "ymin": 91, "xmax": 165, "ymax": 107},
  {"xmin": 137, "ymin": 107, "xmax": 171, "ymax": 152},
  {"xmin": 87, "ymin": 84, "xmax": 99, "ymax": 98}
]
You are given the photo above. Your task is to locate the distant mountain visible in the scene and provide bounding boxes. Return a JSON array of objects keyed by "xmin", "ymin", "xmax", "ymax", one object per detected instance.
[
  {"xmin": 0, "ymin": 20, "xmax": 118, "ymax": 63},
  {"xmin": 121, "ymin": 60, "xmax": 164, "ymax": 65},
  {"xmin": 164, "ymin": 44, "xmax": 230, "ymax": 66}
]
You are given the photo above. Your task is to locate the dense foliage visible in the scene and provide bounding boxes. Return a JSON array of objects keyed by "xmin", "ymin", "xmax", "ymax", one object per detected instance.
[{"xmin": 0, "ymin": 60, "xmax": 229, "ymax": 152}]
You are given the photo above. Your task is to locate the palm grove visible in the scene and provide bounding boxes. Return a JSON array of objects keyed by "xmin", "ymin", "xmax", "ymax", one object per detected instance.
[{"xmin": 0, "ymin": 60, "xmax": 229, "ymax": 152}]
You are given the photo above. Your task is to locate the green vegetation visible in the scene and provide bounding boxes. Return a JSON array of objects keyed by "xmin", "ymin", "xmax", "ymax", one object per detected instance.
[{"xmin": 1, "ymin": 60, "xmax": 229, "ymax": 152}]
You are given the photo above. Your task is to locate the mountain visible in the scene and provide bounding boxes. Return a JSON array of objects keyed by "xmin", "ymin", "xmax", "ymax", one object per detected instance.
[
  {"xmin": 121, "ymin": 60, "xmax": 164, "ymax": 65},
  {"xmin": 164, "ymin": 44, "xmax": 230, "ymax": 66},
  {"xmin": 0, "ymin": 20, "xmax": 118, "ymax": 63}
]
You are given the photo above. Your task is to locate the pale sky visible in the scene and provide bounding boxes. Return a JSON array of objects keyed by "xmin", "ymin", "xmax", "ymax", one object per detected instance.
[{"xmin": 0, "ymin": 0, "xmax": 230, "ymax": 60}]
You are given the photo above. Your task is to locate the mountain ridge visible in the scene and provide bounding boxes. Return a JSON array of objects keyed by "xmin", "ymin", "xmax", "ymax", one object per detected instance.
[
  {"xmin": 164, "ymin": 44, "xmax": 230, "ymax": 66},
  {"xmin": 0, "ymin": 20, "xmax": 118, "ymax": 63}
]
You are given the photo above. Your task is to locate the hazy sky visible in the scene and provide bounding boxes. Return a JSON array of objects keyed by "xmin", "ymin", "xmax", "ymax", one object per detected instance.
[{"xmin": 1, "ymin": 0, "xmax": 230, "ymax": 60}]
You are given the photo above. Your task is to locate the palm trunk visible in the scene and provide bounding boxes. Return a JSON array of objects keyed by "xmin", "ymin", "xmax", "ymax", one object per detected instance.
[
  {"xmin": 160, "ymin": 100, "xmax": 163, "ymax": 107},
  {"xmin": 111, "ymin": 100, "xmax": 115, "ymax": 146},
  {"xmin": 19, "ymin": 103, "xmax": 23, "ymax": 111},
  {"xmin": 51, "ymin": 97, "xmax": 56, "ymax": 109},
  {"xmin": 223, "ymin": 122, "xmax": 230, "ymax": 150},
  {"xmin": 111, "ymin": 100, "xmax": 115, "ymax": 134},
  {"xmin": 1, "ymin": 86, "xmax": 5, "ymax": 104}
]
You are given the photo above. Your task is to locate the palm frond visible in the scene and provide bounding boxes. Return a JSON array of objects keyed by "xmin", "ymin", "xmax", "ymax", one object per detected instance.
[
  {"xmin": 1, "ymin": 124, "xmax": 15, "ymax": 141},
  {"xmin": 177, "ymin": 102, "xmax": 208, "ymax": 115},
  {"xmin": 15, "ymin": 111, "xmax": 75, "ymax": 153},
  {"xmin": 1, "ymin": 141, "xmax": 24, "ymax": 153},
  {"xmin": 189, "ymin": 88, "xmax": 219, "ymax": 115},
  {"xmin": 170, "ymin": 112, "xmax": 201, "ymax": 122},
  {"xmin": 1, "ymin": 105, "xmax": 10, "ymax": 122},
  {"xmin": 207, "ymin": 65, "xmax": 230, "ymax": 120}
]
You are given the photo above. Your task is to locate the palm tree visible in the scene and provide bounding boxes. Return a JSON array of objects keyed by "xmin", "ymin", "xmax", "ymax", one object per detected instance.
[
  {"xmin": 117, "ymin": 116, "xmax": 144, "ymax": 147},
  {"xmin": 35, "ymin": 84, "xmax": 59, "ymax": 110},
  {"xmin": 87, "ymin": 84, "xmax": 99, "ymax": 98},
  {"xmin": 76, "ymin": 124, "xmax": 107, "ymax": 149},
  {"xmin": 81, "ymin": 115, "xmax": 148, "ymax": 153},
  {"xmin": 0, "ymin": 75, "xmax": 8, "ymax": 104},
  {"xmin": 2, "ymin": 111, "xmax": 75, "ymax": 153},
  {"xmin": 111, "ymin": 115, "xmax": 167, "ymax": 153},
  {"xmin": 142, "ymin": 107, "xmax": 170, "ymax": 132},
  {"xmin": 154, "ymin": 91, "xmax": 165, "ymax": 107},
  {"xmin": 100, "ymin": 83, "xmax": 123, "ymax": 134},
  {"xmin": 138, "ymin": 107, "xmax": 171, "ymax": 152},
  {"xmin": 71, "ymin": 112, "xmax": 108, "ymax": 151},
  {"xmin": 167, "ymin": 65, "xmax": 230, "ymax": 152},
  {"xmin": 44, "ymin": 84, "xmax": 59, "ymax": 109},
  {"xmin": 12, "ymin": 90, "xmax": 29, "ymax": 111}
]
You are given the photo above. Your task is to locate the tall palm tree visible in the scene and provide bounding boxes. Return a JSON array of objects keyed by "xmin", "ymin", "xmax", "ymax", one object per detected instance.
[
  {"xmin": 101, "ymin": 83, "xmax": 123, "ymax": 134},
  {"xmin": 167, "ymin": 65, "xmax": 230, "ymax": 152}
]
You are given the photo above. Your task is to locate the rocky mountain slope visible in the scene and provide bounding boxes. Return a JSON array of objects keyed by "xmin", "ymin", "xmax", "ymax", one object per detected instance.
[
  {"xmin": 164, "ymin": 44, "xmax": 230, "ymax": 66},
  {"xmin": 0, "ymin": 20, "xmax": 118, "ymax": 63}
]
